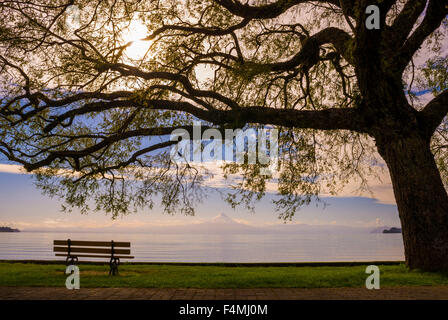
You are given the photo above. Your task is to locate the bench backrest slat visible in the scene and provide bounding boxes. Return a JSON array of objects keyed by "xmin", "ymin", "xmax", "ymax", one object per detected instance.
[
  {"xmin": 54, "ymin": 246, "xmax": 131, "ymax": 255},
  {"xmin": 53, "ymin": 240, "xmax": 130, "ymax": 247},
  {"xmin": 55, "ymin": 253, "xmax": 133, "ymax": 259}
]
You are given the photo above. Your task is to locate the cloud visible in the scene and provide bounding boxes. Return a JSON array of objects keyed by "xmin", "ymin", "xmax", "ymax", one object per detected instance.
[
  {"xmin": 326, "ymin": 171, "xmax": 396, "ymax": 205},
  {"xmin": 0, "ymin": 164, "xmax": 28, "ymax": 175},
  {"xmin": 0, "ymin": 159, "xmax": 396, "ymax": 206},
  {"xmin": 196, "ymin": 160, "xmax": 396, "ymax": 205}
]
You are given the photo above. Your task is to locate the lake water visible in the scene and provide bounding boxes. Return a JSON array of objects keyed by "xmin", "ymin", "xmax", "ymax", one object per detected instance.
[{"xmin": 0, "ymin": 231, "xmax": 404, "ymax": 262}]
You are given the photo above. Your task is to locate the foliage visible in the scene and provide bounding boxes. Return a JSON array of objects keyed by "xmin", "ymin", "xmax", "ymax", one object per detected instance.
[{"xmin": 0, "ymin": 0, "xmax": 446, "ymax": 219}]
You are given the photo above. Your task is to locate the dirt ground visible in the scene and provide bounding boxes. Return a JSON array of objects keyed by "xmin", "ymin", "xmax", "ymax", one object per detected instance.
[{"xmin": 1, "ymin": 286, "xmax": 448, "ymax": 300}]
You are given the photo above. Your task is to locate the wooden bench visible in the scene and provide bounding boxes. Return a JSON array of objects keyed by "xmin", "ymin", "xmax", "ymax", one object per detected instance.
[{"xmin": 53, "ymin": 239, "xmax": 134, "ymax": 275}]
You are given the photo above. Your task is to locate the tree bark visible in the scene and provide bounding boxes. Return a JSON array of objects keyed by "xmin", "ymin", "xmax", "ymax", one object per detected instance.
[{"xmin": 376, "ymin": 134, "xmax": 448, "ymax": 271}]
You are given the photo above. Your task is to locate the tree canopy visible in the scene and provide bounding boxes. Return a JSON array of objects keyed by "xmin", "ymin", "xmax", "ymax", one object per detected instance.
[{"xmin": 0, "ymin": 0, "xmax": 447, "ymax": 220}]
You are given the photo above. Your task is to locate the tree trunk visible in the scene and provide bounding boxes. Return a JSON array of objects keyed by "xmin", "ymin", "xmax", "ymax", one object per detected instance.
[{"xmin": 377, "ymin": 134, "xmax": 448, "ymax": 271}]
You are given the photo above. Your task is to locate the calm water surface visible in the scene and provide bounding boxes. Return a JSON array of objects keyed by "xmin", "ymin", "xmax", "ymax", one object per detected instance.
[{"xmin": 0, "ymin": 231, "xmax": 404, "ymax": 262}]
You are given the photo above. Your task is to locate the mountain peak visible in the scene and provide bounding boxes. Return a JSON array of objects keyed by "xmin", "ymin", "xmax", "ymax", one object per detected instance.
[{"xmin": 212, "ymin": 213, "xmax": 235, "ymax": 224}]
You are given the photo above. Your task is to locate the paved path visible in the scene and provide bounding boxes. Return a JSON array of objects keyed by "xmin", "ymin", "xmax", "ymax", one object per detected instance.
[{"xmin": 1, "ymin": 286, "xmax": 448, "ymax": 300}]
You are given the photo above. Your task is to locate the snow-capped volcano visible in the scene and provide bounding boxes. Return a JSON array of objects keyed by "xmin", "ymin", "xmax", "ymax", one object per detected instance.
[{"xmin": 211, "ymin": 213, "xmax": 236, "ymax": 224}]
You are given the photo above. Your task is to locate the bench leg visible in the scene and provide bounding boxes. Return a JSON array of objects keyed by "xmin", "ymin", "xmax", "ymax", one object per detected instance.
[
  {"xmin": 65, "ymin": 256, "xmax": 78, "ymax": 275},
  {"xmin": 66, "ymin": 256, "xmax": 78, "ymax": 266},
  {"xmin": 109, "ymin": 258, "xmax": 120, "ymax": 276}
]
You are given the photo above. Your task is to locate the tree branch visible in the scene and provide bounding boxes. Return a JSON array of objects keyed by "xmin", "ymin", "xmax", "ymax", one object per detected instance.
[
  {"xmin": 6, "ymin": 97, "xmax": 367, "ymax": 173},
  {"xmin": 420, "ymin": 90, "xmax": 448, "ymax": 136},
  {"xmin": 22, "ymin": 125, "xmax": 210, "ymax": 172},
  {"xmin": 227, "ymin": 106, "xmax": 368, "ymax": 133},
  {"xmin": 264, "ymin": 27, "xmax": 354, "ymax": 70},
  {"xmin": 396, "ymin": 0, "xmax": 448, "ymax": 71},
  {"xmin": 385, "ymin": 0, "xmax": 427, "ymax": 50},
  {"xmin": 145, "ymin": 17, "xmax": 252, "ymax": 40},
  {"xmin": 215, "ymin": 0, "xmax": 342, "ymax": 19}
]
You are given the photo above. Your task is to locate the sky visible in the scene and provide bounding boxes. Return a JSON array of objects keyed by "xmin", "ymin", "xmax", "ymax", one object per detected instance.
[
  {"xmin": 0, "ymin": 164, "xmax": 401, "ymax": 232},
  {"xmin": 3, "ymin": 3, "xmax": 446, "ymax": 234}
]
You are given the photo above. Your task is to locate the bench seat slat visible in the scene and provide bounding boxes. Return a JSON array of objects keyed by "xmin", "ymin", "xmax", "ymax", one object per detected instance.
[
  {"xmin": 55, "ymin": 254, "xmax": 134, "ymax": 259},
  {"xmin": 54, "ymin": 246, "xmax": 130, "ymax": 255},
  {"xmin": 54, "ymin": 240, "xmax": 130, "ymax": 247}
]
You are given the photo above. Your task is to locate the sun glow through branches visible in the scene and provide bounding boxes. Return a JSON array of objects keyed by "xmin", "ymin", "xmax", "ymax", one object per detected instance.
[{"xmin": 121, "ymin": 19, "xmax": 151, "ymax": 60}]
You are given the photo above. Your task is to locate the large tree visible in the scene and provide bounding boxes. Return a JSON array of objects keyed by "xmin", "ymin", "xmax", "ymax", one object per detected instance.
[{"xmin": 0, "ymin": 0, "xmax": 447, "ymax": 270}]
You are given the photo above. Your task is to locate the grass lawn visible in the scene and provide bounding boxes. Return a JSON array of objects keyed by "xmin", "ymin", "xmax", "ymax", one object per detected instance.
[{"xmin": 1, "ymin": 262, "xmax": 448, "ymax": 288}]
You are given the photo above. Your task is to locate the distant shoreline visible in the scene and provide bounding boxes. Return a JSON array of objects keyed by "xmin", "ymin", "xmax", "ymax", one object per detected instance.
[
  {"xmin": 0, "ymin": 227, "xmax": 20, "ymax": 232},
  {"xmin": 0, "ymin": 259, "xmax": 404, "ymax": 267}
]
